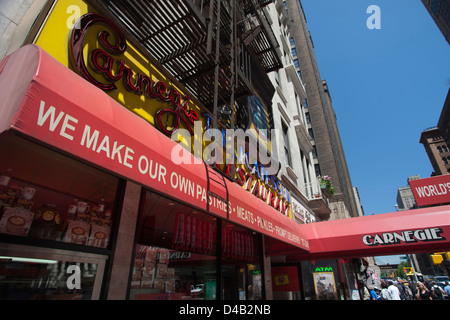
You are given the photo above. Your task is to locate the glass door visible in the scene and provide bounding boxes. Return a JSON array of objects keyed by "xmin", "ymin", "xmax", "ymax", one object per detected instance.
[{"xmin": 0, "ymin": 244, "xmax": 107, "ymax": 300}]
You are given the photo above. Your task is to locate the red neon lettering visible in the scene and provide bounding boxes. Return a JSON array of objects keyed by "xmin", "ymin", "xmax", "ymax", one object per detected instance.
[
  {"xmin": 70, "ymin": 13, "xmax": 126, "ymax": 91},
  {"xmin": 71, "ymin": 13, "xmax": 199, "ymax": 136}
]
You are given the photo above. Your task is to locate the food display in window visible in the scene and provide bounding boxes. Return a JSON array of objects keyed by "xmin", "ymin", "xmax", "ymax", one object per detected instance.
[
  {"xmin": 30, "ymin": 203, "xmax": 61, "ymax": 240},
  {"xmin": 64, "ymin": 220, "xmax": 90, "ymax": 245},
  {"xmin": 0, "ymin": 176, "xmax": 113, "ymax": 248},
  {"xmin": 130, "ymin": 246, "xmax": 179, "ymax": 295},
  {"xmin": 0, "ymin": 207, "xmax": 34, "ymax": 236},
  {"xmin": 0, "ymin": 185, "xmax": 21, "ymax": 209},
  {"xmin": 61, "ymin": 199, "xmax": 113, "ymax": 248},
  {"xmin": 88, "ymin": 223, "xmax": 110, "ymax": 248},
  {"xmin": 0, "ymin": 135, "xmax": 119, "ymax": 250}
]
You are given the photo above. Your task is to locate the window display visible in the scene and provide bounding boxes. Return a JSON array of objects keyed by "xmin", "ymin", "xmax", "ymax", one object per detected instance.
[
  {"xmin": 130, "ymin": 189, "xmax": 265, "ymax": 300},
  {"xmin": 130, "ymin": 190, "xmax": 217, "ymax": 300},
  {"xmin": 0, "ymin": 135, "xmax": 119, "ymax": 249}
]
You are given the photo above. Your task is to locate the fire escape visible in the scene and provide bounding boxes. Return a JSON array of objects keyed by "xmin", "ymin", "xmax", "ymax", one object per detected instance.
[{"xmin": 102, "ymin": 0, "xmax": 282, "ymax": 129}]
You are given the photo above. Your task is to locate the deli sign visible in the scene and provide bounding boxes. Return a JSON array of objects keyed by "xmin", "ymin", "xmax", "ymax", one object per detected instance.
[
  {"xmin": 409, "ymin": 175, "xmax": 450, "ymax": 207},
  {"xmin": 363, "ymin": 228, "xmax": 446, "ymax": 247}
]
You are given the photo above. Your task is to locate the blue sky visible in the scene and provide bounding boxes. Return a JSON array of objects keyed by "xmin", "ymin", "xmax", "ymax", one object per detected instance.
[{"xmin": 300, "ymin": 0, "xmax": 450, "ymax": 216}]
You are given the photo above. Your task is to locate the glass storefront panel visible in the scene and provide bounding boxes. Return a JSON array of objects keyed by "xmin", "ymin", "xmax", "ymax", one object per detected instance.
[
  {"xmin": 340, "ymin": 259, "xmax": 361, "ymax": 300},
  {"xmin": 221, "ymin": 222, "xmax": 263, "ymax": 300},
  {"xmin": 130, "ymin": 190, "xmax": 217, "ymax": 300},
  {"xmin": 0, "ymin": 135, "xmax": 119, "ymax": 249},
  {"xmin": 0, "ymin": 244, "xmax": 106, "ymax": 300}
]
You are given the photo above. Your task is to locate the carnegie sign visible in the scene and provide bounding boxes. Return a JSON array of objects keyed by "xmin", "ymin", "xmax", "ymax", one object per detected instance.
[
  {"xmin": 409, "ymin": 175, "xmax": 450, "ymax": 207},
  {"xmin": 362, "ymin": 227, "xmax": 446, "ymax": 247}
]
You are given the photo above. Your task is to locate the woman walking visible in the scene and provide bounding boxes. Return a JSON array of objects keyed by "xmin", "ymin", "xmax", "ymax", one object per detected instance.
[{"xmin": 415, "ymin": 281, "xmax": 433, "ymax": 300}]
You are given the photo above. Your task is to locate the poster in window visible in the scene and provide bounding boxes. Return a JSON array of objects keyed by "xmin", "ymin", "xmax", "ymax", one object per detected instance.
[
  {"xmin": 0, "ymin": 207, "xmax": 34, "ymax": 236},
  {"xmin": 64, "ymin": 220, "xmax": 90, "ymax": 245},
  {"xmin": 271, "ymin": 266, "xmax": 300, "ymax": 292},
  {"xmin": 88, "ymin": 224, "xmax": 110, "ymax": 248},
  {"xmin": 313, "ymin": 272, "xmax": 337, "ymax": 300}
]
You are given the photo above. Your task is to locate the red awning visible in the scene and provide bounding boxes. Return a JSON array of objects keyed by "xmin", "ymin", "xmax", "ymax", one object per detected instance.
[
  {"xmin": 0, "ymin": 44, "xmax": 309, "ymax": 252},
  {"xmin": 292, "ymin": 205, "xmax": 450, "ymax": 260}
]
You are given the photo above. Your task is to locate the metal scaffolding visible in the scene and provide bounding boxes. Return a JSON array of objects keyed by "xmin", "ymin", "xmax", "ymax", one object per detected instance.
[{"xmin": 103, "ymin": 0, "xmax": 281, "ymax": 127}]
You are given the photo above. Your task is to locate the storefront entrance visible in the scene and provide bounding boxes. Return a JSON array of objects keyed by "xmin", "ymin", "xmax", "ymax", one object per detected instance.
[{"xmin": 222, "ymin": 262, "xmax": 263, "ymax": 300}]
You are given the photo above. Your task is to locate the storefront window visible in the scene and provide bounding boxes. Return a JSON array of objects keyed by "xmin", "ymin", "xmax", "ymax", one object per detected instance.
[
  {"xmin": 0, "ymin": 244, "xmax": 106, "ymax": 300},
  {"xmin": 130, "ymin": 190, "xmax": 217, "ymax": 300},
  {"xmin": 221, "ymin": 222, "xmax": 263, "ymax": 300},
  {"xmin": 0, "ymin": 135, "xmax": 119, "ymax": 249}
]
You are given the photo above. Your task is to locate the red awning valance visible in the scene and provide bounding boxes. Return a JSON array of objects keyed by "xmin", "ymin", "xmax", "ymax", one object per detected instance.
[{"xmin": 292, "ymin": 205, "xmax": 450, "ymax": 260}]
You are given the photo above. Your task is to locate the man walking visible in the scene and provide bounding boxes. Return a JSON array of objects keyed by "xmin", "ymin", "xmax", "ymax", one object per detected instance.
[
  {"xmin": 444, "ymin": 282, "xmax": 450, "ymax": 299},
  {"xmin": 397, "ymin": 279, "xmax": 409, "ymax": 300},
  {"xmin": 388, "ymin": 281, "xmax": 401, "ymax": 300}
]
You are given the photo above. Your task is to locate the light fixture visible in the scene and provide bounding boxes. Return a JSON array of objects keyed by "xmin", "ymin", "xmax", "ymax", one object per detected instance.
[{"xmin": 0, "ymin": 256, "xmax": 58, "ymax": 264}]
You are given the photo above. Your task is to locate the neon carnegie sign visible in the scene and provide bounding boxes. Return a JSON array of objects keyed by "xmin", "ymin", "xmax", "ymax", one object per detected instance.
[
  {"xmin": 362, "ymin": 228, "xmax": 445, "ymax": 246},
  {"xmin": 70, "ymin": 13, "xmax": 199, "ymax": 135}
]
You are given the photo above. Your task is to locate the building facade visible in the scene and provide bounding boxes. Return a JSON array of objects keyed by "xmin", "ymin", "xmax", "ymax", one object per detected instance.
[
  {"xmin": 420, "ymin": 127, "xmax": 450, "ymax": 175},
  {"xmin": 352, "ymin": 187, "xmax": 365, "ymax": 217},
  {"xmin": 438, "ymin": 89, "xmax": 450, "ymax": 148},
  {"xmin": 265, "ymin": 1, "xmax": 362, "ymax": 301},
  {"xmin": 421, "ymin": 0, "xmax": 450, "ymax": 45},
  {"xmin": 283, "ymin": 0, "xmax": 358, "ymax": 220},
  {"xmin": 396, "ymin": 176, "xmax": 420, "ymax": 211},
  {"xmin": 265, "ymin": 1, "xmax": 331, "ymax": 225}
]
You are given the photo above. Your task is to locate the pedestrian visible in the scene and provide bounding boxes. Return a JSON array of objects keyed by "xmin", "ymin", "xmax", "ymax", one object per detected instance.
[
  {"xmin": 444, "ymin": 281, "xmax": 450, "ymax": 297},
  {"xmin": 369, "ymin": 287, "xmax": 378, "ymax": 300},
  {"xmin": 362, "ymin": 283, "xmax": 370, "ymax": 300},
  {"xmin": 374, "ymin": 286, "xmax": 382, "ymax": 300},
  {"xmin": 430, "ymin": 281, "xmax": 445, "ymax": 300},
  {"xmin": 409, "ymin": 281, "xmax": 418, "ymax": 300},
  {"xmin": 404, "ymin": 282, "xmax": 414, "ymax": 300},
  {"xmin": 388, "ymin": 280, "xmax": 401, "ymax": 300},
  {"xmin": 415, "ymin": 281, "xmax": 433, "ymax": 300},
  {"xmin": 380, "ymin": 281, "xmax": 392, "ymax": 300},
  {"xmin": 397, "ymin": 278, "xmax": 409, "ymax": 300}
]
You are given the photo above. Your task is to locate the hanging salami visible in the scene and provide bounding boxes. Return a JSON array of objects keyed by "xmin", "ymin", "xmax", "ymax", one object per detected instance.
[
  {"xmin": 196, "ymin": 219, "xmax": 203, "ymax": 253},
  {"xmin": 207, "ymin": 222, "xmax": 213, "ymax": 254},
  {"xmin": 191, "ymin": 216, "xmax": 197, "ymax": 252},
  {"xmin": 202, "ymin": 220, "xmax": 208, "ymax": 253},
  {"xmin": 185, "ymin": 215, "xmax": 191, "ymax": 251},
  {"xmin": 172, "ymin": 213, "xmax": 185, "ymax": 250},
  {"xmin": 222, "ymin": 226, "xmax": 227, "ymax": 257}
]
